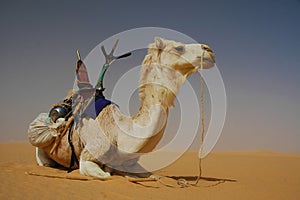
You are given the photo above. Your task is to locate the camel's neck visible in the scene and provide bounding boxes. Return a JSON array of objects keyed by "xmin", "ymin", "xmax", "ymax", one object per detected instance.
[
  {"xmin": 98, "ymin": 58, "xmax": 187, "ymax": 154},
  {"xmin": 138, "ymin": 62, "xmax": 185, "ymax": 109},
  {"xmin": 131, "ymin": 62, "xmax": 185, "ymax": 139},
  {"xmin": 139, "ymin": 84, "xmax": 174, "ymax": 111},
  {"xmin": 121, "ymin": 62, "xmax": 185, "ymax": 152}
]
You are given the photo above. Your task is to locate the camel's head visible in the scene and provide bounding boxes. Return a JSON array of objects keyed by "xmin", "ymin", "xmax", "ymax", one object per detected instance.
[{"xmin": 146, "ymin": 37, "xmax": 215, "ymax": 77}]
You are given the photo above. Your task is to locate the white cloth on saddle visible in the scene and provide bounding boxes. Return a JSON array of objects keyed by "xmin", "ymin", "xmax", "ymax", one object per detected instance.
[{"xmin": 28, "ymin": 113, "xmax": 65, "ymax": 147}]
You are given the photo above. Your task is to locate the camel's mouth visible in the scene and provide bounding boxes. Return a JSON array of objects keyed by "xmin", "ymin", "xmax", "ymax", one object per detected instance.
[
  {"xmin": 203, "ymin": 56, "xmax": 215, "ymax": 65},
  {"xmin": 194, "ymin": 53, "xmax": 215, "ymax": 69},
  {"xmin": 193, "ymin": 44, "xmax": 216, "ymax": 69},
  {"xmin": 203, "ymin": 45, "xmax": 216, "ymax": 68}
]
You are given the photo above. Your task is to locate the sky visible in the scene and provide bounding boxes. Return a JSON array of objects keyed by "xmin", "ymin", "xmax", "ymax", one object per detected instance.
[{"xmin": 0, "ymin": 0, "xmax": 299, "ymax": 153}]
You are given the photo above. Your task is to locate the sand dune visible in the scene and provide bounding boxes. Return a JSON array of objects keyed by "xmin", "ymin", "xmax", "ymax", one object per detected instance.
[{"xmin": 0, "ymin": 143, "xmax": 299, "ymax": 199}]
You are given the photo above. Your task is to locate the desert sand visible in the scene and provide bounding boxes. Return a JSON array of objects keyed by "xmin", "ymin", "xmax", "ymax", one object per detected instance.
[{"xmin": 0, "ymin": 143, "xmax": 299, "ymax": 200}]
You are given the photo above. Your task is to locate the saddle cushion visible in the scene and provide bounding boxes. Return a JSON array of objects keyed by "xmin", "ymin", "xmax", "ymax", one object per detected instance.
[{"xmin": 84, "ymin": 98, "xmax": 112, "ymax": 119}]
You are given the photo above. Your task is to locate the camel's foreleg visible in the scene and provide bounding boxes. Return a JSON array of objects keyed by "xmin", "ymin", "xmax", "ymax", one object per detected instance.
[
  {"xmin": 79, "ymin": 149, "xmax": 110, "ymax": 178},
  {"xmin": 36, "ymin": 147, "xmax": 57, "ymax": 167}
]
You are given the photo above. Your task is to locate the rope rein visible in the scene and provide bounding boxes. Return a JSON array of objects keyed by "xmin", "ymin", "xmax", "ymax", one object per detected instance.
[
  {"xmin": 194, "ymin": 51, "xmax": 205, "ymax": 185},
  {"xmin": 178, "ymin": 51, "xmax": 205, "ymax": 187},
  {"xmin": 148, "ymin": 52, "xmax": 206, "ymax": 188}
]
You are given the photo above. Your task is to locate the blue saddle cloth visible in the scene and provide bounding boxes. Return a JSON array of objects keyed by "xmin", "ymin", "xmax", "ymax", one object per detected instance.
[{"xmin": 84, "ymin": 98, "xmax": 112, "ymax": 119}]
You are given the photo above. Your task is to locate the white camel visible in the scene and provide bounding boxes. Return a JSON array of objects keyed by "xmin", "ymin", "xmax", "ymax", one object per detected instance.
[{"xmin": 31, "ymin": 37, "xmax": 215, "ymax": 178}]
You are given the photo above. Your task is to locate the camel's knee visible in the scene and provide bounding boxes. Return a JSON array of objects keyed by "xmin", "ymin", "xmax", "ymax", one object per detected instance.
[
  {"xmin": 36, "ymin": 147, "xmax": 56, "ymax": 167},
  {"xmin": 79, "ymin": 150, "xmax": 110, "ymax": 178}
]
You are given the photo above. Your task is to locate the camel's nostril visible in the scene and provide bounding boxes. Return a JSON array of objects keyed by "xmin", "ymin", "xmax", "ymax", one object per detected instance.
[
  {"xmin": 201, "ymin": 44, "xmax": 213, "ymax": 53},
  {"xmin": 200, "ymin": 44, "xmax": 215, "ymax": 63}
]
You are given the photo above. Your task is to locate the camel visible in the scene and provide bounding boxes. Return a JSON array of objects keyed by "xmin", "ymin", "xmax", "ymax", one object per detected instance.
[{"xmin": 32, "ymin": 37, "xmax": 215, "ymax": 178}]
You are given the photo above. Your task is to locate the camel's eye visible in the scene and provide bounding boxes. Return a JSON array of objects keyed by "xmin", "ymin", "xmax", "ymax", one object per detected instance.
[{"xmin": 174, "ymin": 46, "xmax": 185, "ymax": 54}]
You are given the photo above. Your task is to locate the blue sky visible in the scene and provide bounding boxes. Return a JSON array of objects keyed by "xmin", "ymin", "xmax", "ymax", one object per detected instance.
[{"xmin": 0, "ymin": 0, "xmax": 299, "ymax": 152}]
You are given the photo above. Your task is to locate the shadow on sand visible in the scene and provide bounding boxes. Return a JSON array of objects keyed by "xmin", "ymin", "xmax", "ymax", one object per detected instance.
[{"xmin": 166, "ymin": 175, "xmax": 237, "ymax": 187}]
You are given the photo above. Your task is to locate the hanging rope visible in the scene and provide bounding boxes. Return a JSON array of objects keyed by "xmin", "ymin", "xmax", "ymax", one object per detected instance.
[
  {"xmin": 177, "ymin": 51, "xmax": 205, "ymax": 187},
  {"xmin": 192, "ymin": 51, "xmax": 205, "ymax": 186},
  {"xmin": 158, "ymin": 52, "xmax": 206, "ymax": 188},
  {"xmin": 127, "ymin": 52, "xmax": 206, "ymax": 188}
]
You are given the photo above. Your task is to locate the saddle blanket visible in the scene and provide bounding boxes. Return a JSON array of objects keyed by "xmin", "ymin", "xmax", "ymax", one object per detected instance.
[{"xmin": 84, "ymin": 98, "xmax": 112, "ymax": 119}]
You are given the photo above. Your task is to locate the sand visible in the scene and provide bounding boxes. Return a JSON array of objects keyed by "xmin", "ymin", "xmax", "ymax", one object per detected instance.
[{"xmin": 0, "ymin": 143, "xmax": 299, "ymax": 200}]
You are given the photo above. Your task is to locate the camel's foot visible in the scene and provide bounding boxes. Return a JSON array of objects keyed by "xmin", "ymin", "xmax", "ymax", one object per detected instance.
[
  {"xmin": 79, "ymin": 158, "xmax": 111, "ymax": 178},
  {"xmin": 36, "ymin": 147, "xmax": 57, "ymax": 167},
  {"xmin": 79, "ymin": 149, "xmax": 111, "ymax": 178}
]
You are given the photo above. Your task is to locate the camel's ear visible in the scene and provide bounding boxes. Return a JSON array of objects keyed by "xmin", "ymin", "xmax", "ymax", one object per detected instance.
[{"xmin": 155, "ymin": 37, "xmax": 165, "ymax": 50}]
